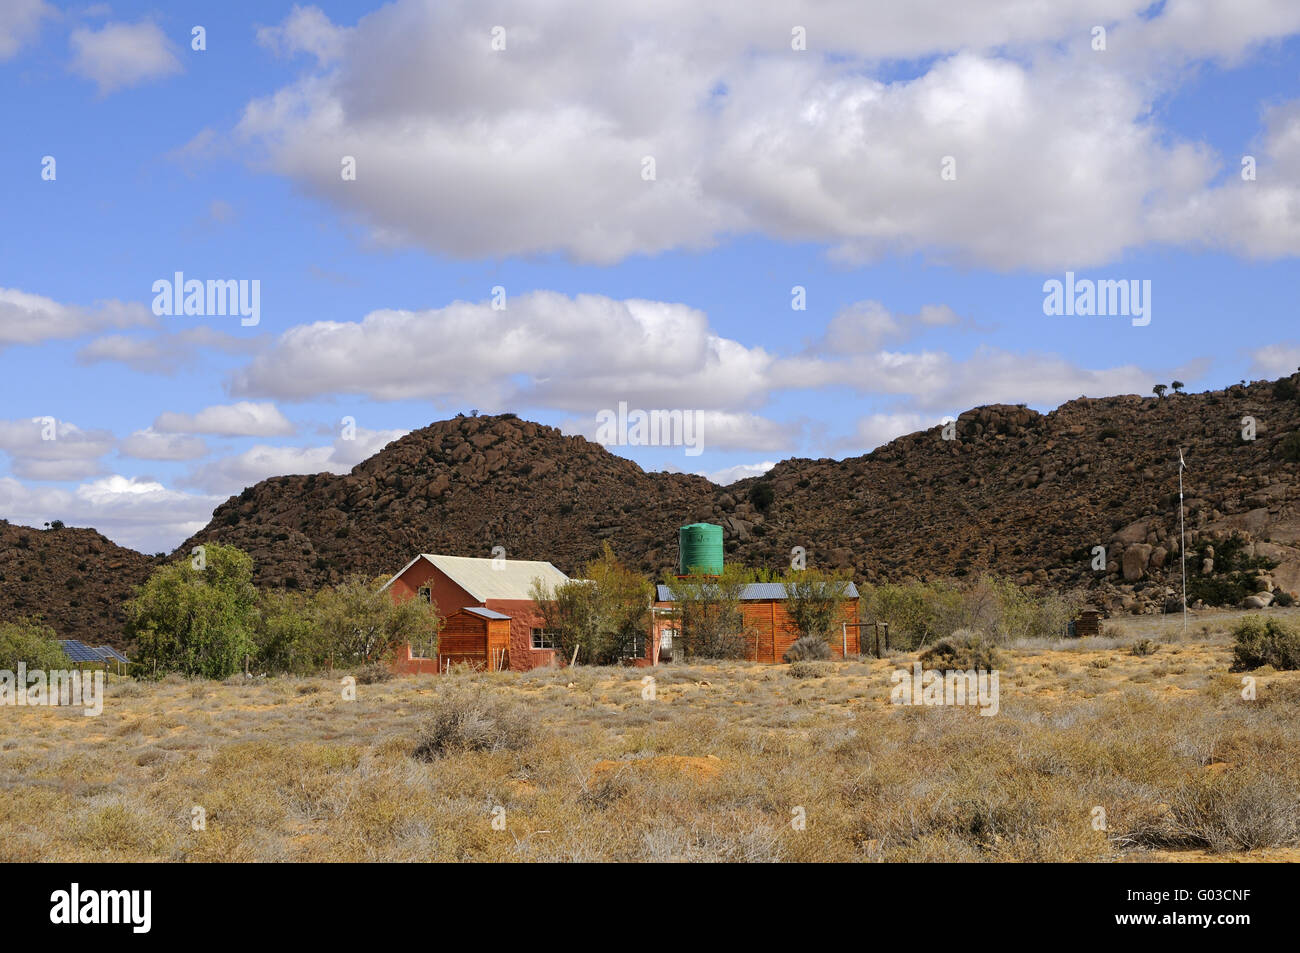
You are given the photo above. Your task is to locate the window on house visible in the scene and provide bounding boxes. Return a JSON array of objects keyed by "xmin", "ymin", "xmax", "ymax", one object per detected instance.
[
  {"xmin": 531, "ymin": 628, "xmax": 556, "ymax": 650},
  {"xmin": 416, "ymin": 585, "xmax": 431, "ymax": 604}
]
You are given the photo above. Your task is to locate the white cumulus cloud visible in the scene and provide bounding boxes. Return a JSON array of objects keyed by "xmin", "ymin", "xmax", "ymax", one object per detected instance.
[
  {"xmin": 69, "ymin": 20, "xmax": 182, "ymax": 95},
  {"xmin": 153, "ymin": 402, "xmax": 295, "ymax": 437}
]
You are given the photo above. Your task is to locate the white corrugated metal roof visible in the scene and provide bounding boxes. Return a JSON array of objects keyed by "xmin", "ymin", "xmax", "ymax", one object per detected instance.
[
  {"xmin": 402, "ymin": 553, "xmax": 568, "ymax": 601},
  {"xmin": 462, "ymin": 606, "xmax": 512, "ymax": 620}
]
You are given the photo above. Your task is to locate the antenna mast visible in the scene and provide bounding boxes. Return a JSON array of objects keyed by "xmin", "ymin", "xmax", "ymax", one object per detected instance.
[{"xmin": 1179, "ymin": 449, "xmax": 1188, "ymax": 634}]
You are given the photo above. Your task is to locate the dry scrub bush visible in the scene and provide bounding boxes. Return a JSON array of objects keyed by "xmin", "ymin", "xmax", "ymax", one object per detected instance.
[
  {"xmin": 783, "ymin": 636, "xmax": 831, "ymax": 662},
  {"xmin": 1231, "ymin": 616, "xmax": 1300, "ymax": 671},
  {"xmin": 919, "ymin": 629, "xmax": 1001, "ymax": 670},
  {"xmin": 786, "ymin": 660, "xmax": 829, "ymax": 679},
  {"xmin": 355, "ymin": 662, "xmax": 395, "ymax": 684},
  {"xmin": 1117, "ymin": 768, "xmax": 1300, "ymax": 853},
  {"xmin": 412, "ymin": 687, "xmax": 536, "ymax": 760}
]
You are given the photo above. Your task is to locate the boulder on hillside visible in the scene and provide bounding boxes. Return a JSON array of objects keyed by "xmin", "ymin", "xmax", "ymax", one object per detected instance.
[{"xmin": 1123, "ymin": 544, "xmax": 1153, "ymax": 582}]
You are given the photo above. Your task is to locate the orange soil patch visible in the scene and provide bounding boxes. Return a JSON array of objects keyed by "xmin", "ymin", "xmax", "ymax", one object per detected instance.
[{"xmin": 591, "ymin": 754, "xmax": 723, "ymax": 782}]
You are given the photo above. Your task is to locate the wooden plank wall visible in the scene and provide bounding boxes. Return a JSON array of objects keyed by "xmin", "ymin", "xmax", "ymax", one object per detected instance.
[
  {"xmin": 740, "ymin": 599, "xmax": 860, "ymax": 662},
  {"xmin": 438, "ymin": 611, "xmax": 488, "ymax": 670}
]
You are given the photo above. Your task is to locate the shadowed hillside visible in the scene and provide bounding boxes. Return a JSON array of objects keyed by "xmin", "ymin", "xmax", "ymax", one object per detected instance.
[
  {"xmin": 180, "ymin": 375, "xmax": 1300, "ymax": 617},
  {"xmin": 5, "ymin": 374, "xmax": 1300, "ymax": 643}
]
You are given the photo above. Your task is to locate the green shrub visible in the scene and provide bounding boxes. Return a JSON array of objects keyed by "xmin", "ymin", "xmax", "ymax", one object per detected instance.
[
  {"xmin": 531, "ymin": 543, "xmax": 651, "ymax": 665},
  {"xmin": 309, "ymin": 575, "xmax": 441, "ymax": 668},
  {"xmin": 1187, "ymin": 576, "xmax": 1252, "ymax": 607},
  {"xmin": 1280, "ymin": 432, "xmax": 1300, "ymax": 464},
  {"xmin": 127, "ymin": 543, "xmax": 259, "ymax": 679},
  {"xmin": 782, "ymin": 568, "xmax": 853, "ymax": 643},
  {"xmin": 0, "ymin": 619, "xmax": 69, "ymax": 670},
  {"xmin": 1230, "ymin": 616, "xmax": 1300, "ymax": 671},
  {"xmin": 865, "ymin": 576, "xmax": 1078, "ymax": 648},
  {"xmin": 748, "ymin": 482, "xmax": 775, "ymax": 512},
  {"xmin": 654, "ymin": 563, "xmax": 753, "ymax": 660},
  {"xmin": 918, "ymin": 629, "xmax": 1000, "ymax": 671}
]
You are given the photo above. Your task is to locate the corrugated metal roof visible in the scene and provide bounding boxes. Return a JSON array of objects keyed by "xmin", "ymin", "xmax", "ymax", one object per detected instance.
[
  {"xmin": 420, "ymin": 554, "xmax": 569, "ymax": 601},
  {"xmin": 461, "ymin": 606, "xmax": 511, "ymax": 620},
  {"xmin": 657, "ymin": 581, "xmax": 859, "ymax": 602}
]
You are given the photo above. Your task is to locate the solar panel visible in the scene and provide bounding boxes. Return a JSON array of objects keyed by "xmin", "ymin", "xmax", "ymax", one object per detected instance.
[
  {"xmin": 95, "ymin": 646, "xmax": 130, "ymax": 665},
  {"xmin": 58, "ymin": 640, "xmax": 102, "ymax": 663}
]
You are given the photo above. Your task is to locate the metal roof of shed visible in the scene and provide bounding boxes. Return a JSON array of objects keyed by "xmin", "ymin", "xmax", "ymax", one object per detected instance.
[{"xmin": 461, "ymin": 606, "xmax": 512, "ymax": 620}]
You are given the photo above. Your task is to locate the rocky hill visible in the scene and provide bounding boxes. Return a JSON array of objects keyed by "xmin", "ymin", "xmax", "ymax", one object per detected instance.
[
  {"xmin": 179, "ymin": 375, "xmax": 1300, "ymax": 617},
  {"xmin": 179, "ymin": 414, "xmax": 717, "ymax": 591},
  {"xmin": 0, "ymin": 520, "xmax": 157, "ymax": 647},
  {"xmin": 726, "ymin": 379, "xmax": 1300, "ymax": 615},
  {"xmin": 6, "ymin": 375, "xmax": 1300, "ymax": 645}
]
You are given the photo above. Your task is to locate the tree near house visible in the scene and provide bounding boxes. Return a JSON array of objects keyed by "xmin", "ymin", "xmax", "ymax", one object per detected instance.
[
  {"xmin": 782, "ymin": 568, "xmax": 854, "ymax": 643},
  {"xmin": 663, "ymin": 563, "xmax": 754, "ymax": 660},
  {"xmin": 530, "ymin": 543, "xmax": 650, "ymax": 665},
  {"xmin": 128, "ymin": 543, "xmax": 259, "ymax": 679},
  {"xmin": 310, "ymin": 575, "xmax": 441, "ymax": 667},
  {"xmin": 0, "ymin": 619, "xmax": 68, "ymax": 670},
  {"xmin": 254, "ymin": 589, "xmax": 324, "ymax": 674}
]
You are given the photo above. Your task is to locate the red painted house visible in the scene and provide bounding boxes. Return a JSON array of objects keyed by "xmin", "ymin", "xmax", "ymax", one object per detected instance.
[{"xmin": 381, "ymin": 554, "xmax": 569, "ymax": 673}]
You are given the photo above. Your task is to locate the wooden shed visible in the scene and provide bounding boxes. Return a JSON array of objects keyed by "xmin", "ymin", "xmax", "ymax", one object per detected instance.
[
  {"xmin": 435, "ymin": 606, "xmax": 512, "ymax": 672},
  {"xmin": 1073, "ymin": 609, "xmax": 1103, "ymax": 638}
]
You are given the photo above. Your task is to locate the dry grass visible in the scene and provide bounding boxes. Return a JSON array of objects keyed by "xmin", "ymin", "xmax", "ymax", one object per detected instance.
[{"xmin": 3, "ymin": 612, "xmax": 1299, "ymax": 862}]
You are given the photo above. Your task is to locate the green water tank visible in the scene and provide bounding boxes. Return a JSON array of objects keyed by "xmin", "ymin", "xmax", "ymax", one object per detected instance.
[{"xmin": 679, "ymin": 523, "xmax": 724, "ymax": 576}]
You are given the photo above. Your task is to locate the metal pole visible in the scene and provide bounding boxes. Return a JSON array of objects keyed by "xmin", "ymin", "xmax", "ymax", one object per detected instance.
[{"xmin": 1179, "ymin": 449, "xmax": 1187, "ymax": 634}]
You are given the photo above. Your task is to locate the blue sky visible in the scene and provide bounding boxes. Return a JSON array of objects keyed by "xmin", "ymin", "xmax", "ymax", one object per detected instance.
[{"xmin": 2, "ymin": 0, "xmax": 1300, "ymax": 552}]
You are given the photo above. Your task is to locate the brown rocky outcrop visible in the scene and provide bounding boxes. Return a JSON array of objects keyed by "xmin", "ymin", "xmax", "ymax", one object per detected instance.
[{"xmin": 6, "ymin": 375, "xmax": 1300, "ymax": 644}]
